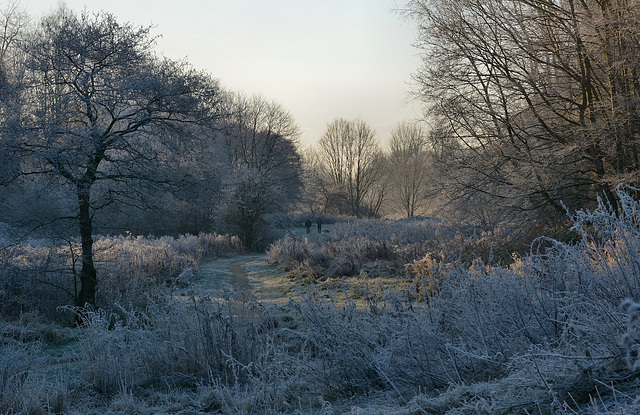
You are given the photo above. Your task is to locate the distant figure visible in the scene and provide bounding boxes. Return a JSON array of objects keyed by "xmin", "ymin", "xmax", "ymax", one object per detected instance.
[
  {"xmin": 305, "ymin": 219, "xmax": 312, "ymax": 234},
  {"xmin": 316, "ymin": 217, "xmax": 323, "ymax": 233}
]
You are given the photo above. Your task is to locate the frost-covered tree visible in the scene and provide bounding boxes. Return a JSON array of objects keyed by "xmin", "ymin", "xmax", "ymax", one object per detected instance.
[
  {"xmin": 0, "ymin": 0, "xmax": 26, "ymax": 85},
  {"xmin": 6, "ymin": 8, "xmax": 222, "ymax": 307},
  {"xmin": 313, "ymin": 118, "xmax": 385, "ymax": 217},
  {"xmin": 407, "ymin": 0, "xmax": 640, "ymax": 222},
  {"xmin": 0, "ymin": 0, "xmax": 27, "ymax": 186},
  {"xmin": 387, "ymin": 121, "xmax": 433, "ymax": 218},
  {"xmin": 219, "ymin": 92, "xmax": 303, "ymax": 202},
  {"xmin": 219, "ymin": 167, "xmax": 275, "ymax": 249},
  {"xmin": 216, "ymin": 93, "xmax": 303, "ymax": 247}
]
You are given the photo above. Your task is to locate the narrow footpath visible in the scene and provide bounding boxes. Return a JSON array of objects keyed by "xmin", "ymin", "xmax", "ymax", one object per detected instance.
[
  {"xmin": 228, "ymin": 257, "xmax": 253, "ymax": 288},
  {"xmin": 194, "ymin": 253, "xmax": 268, "ymax": 298}
]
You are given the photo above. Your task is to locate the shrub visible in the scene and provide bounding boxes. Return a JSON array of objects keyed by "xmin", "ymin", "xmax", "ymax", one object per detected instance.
[
  {"xmin": 0, "ymin": 232, "xmax": 243, "ymax": 320},
  {"xmin": 267, "ymin": 217, "xmax": 474, "ymax": 279}
]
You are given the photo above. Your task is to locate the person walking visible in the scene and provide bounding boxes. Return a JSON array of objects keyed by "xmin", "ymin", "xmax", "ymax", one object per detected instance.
[
  {"xmin": 305, "ymin": 218, "xmax": 312, "ymax": 234},
  {"xmin": 316, "ymin": 217, "xmax": 323, "ymax": 233}
]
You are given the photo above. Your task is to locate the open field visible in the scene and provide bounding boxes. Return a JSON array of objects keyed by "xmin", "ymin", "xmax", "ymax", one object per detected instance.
[{"xmin": 3, "ymin": 190, "xmax": 640, "ymax": 414}]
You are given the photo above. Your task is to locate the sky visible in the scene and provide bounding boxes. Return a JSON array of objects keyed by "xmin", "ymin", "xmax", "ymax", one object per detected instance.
[{"xmin": 24, "ymin": 0, "xmax": 423, "ymax": 147}]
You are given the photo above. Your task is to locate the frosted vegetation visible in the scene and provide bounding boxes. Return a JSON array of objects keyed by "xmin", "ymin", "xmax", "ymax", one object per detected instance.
[
  {"xmin": 1, "ymin": 1, "xmax": 638, "ymax": 413},
  {"xmin": 1, "ymin": 233, "xmax": 243, "ymax": 319},
  {"xmin": 1, "ymin": 187, "xmax": 639, "ymax": 414}
]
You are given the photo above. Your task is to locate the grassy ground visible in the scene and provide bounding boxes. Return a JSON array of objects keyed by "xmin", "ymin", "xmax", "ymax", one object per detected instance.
[
  {"xmin": 191, "ymin": 225, "xmax": 335, "ymax": 303},
  {"xmin": 6, "ymin": 202, "xmax": 640, "ymax": 414},
  {"xmin": 194, "ymin": 253, "xmax": 268, "ymax": 294},
  {"xmin": 194, "ymin": 252, "xmax": 325, "ymax": 305},
  {"xmin": 192, "ymin": 242, "xmax": 412, "ymax": 310}
]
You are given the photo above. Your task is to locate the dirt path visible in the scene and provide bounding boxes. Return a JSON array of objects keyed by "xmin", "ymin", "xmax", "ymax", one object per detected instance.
[
  {"xmin": 195, "ymin": 253, "xmax": 269, "ymax": 297},
  {"xmin": 192, "ymin": 253, "xmax": 298, "ymax": 304},
  {"xmin": 228, "ymin": 257, "xmax": 253, "ymax": 288}
]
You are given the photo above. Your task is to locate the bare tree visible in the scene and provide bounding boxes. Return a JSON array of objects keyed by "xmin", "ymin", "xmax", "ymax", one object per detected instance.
[
  {"xmin": 217, "ymin": 93, "xmax": 303, "ymax": 247},
  {"xmin": 8, "ymin": 9, "xmax": 222, "ymax": 307},
  {"xmin": 387, "ymin": 121, "xmax": 433, "ymax": 218},
  {"xmin": 0, "ymin": 0, "xmax": 27, "ymax": 186},
  {"xmin": 406, "ymin": 0, "xmax": 640, "ymax": 221},
  {"xmin": 363, "ymin": 152, "xmax": 392, "ymax": 218},
  {"xmin": 219, "ymin": 92, "xmax": 303, "ymax": 198},
  {"xmin": 314, "ymin": 118, "xmax": 384, "ymax": 217}
]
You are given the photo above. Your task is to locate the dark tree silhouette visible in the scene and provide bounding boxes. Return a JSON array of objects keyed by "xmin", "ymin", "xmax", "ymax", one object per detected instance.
[{"xmin": 9, "ymin": 8, "xmax": 222, "ymax": 307}]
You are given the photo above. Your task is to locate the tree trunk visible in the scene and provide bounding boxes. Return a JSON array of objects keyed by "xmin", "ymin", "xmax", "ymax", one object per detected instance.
[{"xmin": 76, "ymin": 189, "xmax": 97, "ymax": 307}]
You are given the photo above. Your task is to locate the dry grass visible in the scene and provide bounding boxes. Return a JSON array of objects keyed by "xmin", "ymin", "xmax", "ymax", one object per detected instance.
[{"xmin": 3, "ymin": 188, "xmax": 640, "ymax": 413}]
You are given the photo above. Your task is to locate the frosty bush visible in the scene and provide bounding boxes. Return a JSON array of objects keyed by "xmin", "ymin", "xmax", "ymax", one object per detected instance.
[
  {"xmin": 73, "ymin": 294, "xmax": 311, "ymax": 412},
  {"xmin": 0, "ymin": 342, "xmax": 68, "ymax": 414},
  {"xmin": 266, "ymin": 215, "xmax": 519, "ymax": 283},
  {"xmin": 269, "ymin": 186, "xmax": 640, "ymax": 412},
  {"xmin": 267, "ymin": 217, "xmax": 468, "ymax": 279},
  {"xmin": 400, "ymin": 186, "xmax": 640, "ymax": 411},
  {"xmin": 0, "ymin": 242, "xmax": 75, "ymax": 319},
  {"xmin": 0, "ymin": 232, "xmax": 243, "ymax": 319}
]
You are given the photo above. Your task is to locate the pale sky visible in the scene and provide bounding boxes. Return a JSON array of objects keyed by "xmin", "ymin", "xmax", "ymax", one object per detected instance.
[{"xmin": 24, "ymin": 0, "xmax": 423, "ymax": 146}]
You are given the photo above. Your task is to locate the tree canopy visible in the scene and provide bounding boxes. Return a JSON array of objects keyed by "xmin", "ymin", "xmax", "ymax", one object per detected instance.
[
  {"xmin": 407, "ymin": 0, "xmax": 640, "ymax": 222},
  {"xmin": 4, "ymin": 8, "xmax": 223, "ymax": 306}
]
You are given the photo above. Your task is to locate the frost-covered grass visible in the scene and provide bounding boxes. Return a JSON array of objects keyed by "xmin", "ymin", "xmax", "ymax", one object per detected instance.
[
  {"xmin": 0, "ymin": 232, "xmax": 243, "ymax": 319},
  {"xmin": 266, "ymin": 217, "xmax": 478, "ymax": 281},
  {"xmin": 3, "ymin": 188, "xmax": 640, "ymax": 413}
]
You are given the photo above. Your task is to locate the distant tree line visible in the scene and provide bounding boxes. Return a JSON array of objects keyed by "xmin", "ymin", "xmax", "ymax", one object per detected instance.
[{"xmin": 304, "ymin": 118, "xmax": 435, "ymax": 219}]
